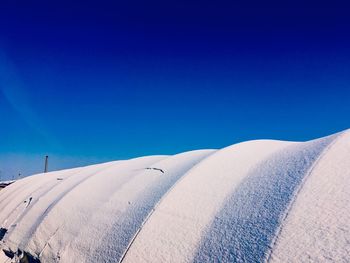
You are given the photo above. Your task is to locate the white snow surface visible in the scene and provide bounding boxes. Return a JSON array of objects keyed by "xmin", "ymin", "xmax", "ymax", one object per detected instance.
[{"xmin": 0, "ymin": 130, "xmax": 349, "ymax": 262}]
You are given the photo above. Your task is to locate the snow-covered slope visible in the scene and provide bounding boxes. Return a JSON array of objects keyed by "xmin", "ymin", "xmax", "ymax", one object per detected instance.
[{"xmin": 0, "ymin": 130, "xmax": 349, "ymax": 262}]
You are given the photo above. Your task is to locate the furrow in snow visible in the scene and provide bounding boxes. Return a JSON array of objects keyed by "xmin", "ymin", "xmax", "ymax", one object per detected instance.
[
  {"xmin": 0, "ymin": 164, "xmax": 99, "ymax": 225},
  {"xmin": 269, "ymin": 130, "xmax": 350, "ymax": 262},
  {"xmin": 2, "ymin": 161, "xmax": 120, "ymax": 252},
  {"xmin": 0, "ymin": 168, "xmax": 81, "ymax": 232},
  {"xmin": 193, "ymin": 134, "xmax": 337, "ymax": 263},
  {"xmin": 122, "ymin": 140, "xmax": 292, "ymax": 263},
  {"xmin": 75, "ymin": 150, "xmax": 214, "ymax": 263},
  {"xmin": 34, "ymin": 155, "xmax": 168, "ymax": 262},
  {"xmin": 265, "ymin": 131, "xmax": 343, "ymax": 262},
  {"xmin": 119, "ymin": 150, "xmax": 217, "ymax": 263}
]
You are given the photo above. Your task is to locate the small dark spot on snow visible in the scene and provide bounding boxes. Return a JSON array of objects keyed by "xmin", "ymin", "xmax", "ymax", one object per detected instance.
[
  {"xmin": 2, "ymin": 249, "xmax": 41, "ymax": 263},
  {"xmin": 0, "ymin": 228, "xmax": 7, "ymax": 240},
  {"xmin": 57, "ymin": 178, "xmax": 63, "ymax": 181},
  {"xmin": 20, "ymin": 250, "xmax": 41, "ymax": 263},
  {"xmin": 3, "ymin": 249, "xmax": 14, "ymax": 259},
  {"xmin": 145, "ymin": 167, "xmax": 164, "ymax": 173},
  {"xmin": 26, "ymin": 197, "xmax": 33, "ymax": 208}
]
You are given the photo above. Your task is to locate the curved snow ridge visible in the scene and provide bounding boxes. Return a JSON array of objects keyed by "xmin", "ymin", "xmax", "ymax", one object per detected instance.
[
  {"xmin": 59, "ymin": 150, "xmax": 215, "ymax": 263},
  {"xmin": 121, "ymin": 139, "xmax": 293, "ymax": 263},
  {"xmin": 269, "ymin": 130, "xmax": 350, "ymax": 262},
  {"xmin": 0, "ymin": 130, "xmax": 349, "ymax": 263},
  {"xmin": 193, "ymin": 134, "xmax": 338, "ymax": 263}
]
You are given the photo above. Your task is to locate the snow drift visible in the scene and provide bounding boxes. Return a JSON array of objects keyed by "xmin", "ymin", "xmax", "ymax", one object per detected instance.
[{"xmin": 0, "ymin": 130, "xmax": 349, "ymax": 262}]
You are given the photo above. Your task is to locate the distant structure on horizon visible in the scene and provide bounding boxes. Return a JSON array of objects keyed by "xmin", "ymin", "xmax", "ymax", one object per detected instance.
[{"xmin": 44, "ymin": 155, "xmax": 49, "ymax": 173}]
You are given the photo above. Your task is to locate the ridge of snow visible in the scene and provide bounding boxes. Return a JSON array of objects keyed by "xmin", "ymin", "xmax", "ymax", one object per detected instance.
[{"xmin": 270, "ymin": 131, "xmax": 350, "ymax": 262}]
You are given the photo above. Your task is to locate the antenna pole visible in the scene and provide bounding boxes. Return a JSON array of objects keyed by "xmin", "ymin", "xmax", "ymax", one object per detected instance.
[{"xmin": 44, "ymin": 155, "xmax": 49, "ymax": 173}]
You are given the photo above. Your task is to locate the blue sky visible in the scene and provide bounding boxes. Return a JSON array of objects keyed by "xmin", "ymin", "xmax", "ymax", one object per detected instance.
[{"xmin": 1, "ymin": 1, "xmax": 350, "ymax": 179}]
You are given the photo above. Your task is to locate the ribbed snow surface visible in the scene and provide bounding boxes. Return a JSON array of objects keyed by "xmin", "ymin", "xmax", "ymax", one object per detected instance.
[{"xmin": 0, "ymin": 130, "xmax": 349, "ymax": 262}]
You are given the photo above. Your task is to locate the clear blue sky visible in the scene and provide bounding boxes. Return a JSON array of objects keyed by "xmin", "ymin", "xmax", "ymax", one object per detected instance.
[{"xmin": 1, "ymin": 1, "xmax": 350, "ymax": 179}]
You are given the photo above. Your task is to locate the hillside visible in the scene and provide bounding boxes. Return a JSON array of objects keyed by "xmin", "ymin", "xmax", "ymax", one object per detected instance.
[{"xmin": 0, "ymin": 130, "xmax": 349, "ymax": 262}]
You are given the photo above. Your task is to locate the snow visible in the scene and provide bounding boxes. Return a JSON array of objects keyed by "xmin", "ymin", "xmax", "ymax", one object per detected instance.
[
  {"xmin": 122, "ymin": 140, "xmax": 293, "ymax": 263},
  {"xmin": 0, "ymin": 181, "xmax": 15, "ymax": 192},
  {"xmin": 193, "ymin": 135, "xmax": 336, "ymax": 263},
  {"xmin": 0, "ymin": 130, "xmax": 349, "ymax": 262},
  {"xmin": 269, "ymin": 131, "xmax": 350, "ymax": 262},
  {"xmin": 0, "ymin": 181, "xmax": 15, "ymax": 186}
]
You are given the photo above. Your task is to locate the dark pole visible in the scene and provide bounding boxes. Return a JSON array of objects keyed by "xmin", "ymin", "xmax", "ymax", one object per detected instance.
[{"xmin": 44, "ymin": 155, "xmax": 49, "ymax": 173}]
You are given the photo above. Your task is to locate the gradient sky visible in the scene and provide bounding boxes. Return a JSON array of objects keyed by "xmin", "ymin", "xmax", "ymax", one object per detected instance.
[{"xmin": 1, "ymin": 1, "xmax": 350, "ymax": 179}]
